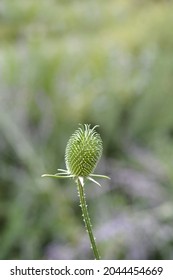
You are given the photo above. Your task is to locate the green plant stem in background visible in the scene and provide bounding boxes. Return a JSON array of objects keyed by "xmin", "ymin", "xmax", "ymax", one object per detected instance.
[{"xmin": 76, "ymin": 178, "xmax": 100, "ymax": 260}]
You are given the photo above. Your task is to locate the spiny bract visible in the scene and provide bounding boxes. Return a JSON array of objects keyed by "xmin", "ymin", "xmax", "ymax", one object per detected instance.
[{"xmin": 65, "ymin": 124, "xmax": 103, "ymax": 177}]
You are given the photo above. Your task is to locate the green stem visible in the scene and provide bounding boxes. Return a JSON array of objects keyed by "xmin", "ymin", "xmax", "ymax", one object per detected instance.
[{"xmin": 76, "ymin": 178, "xmax": 100, "ymax": 260}]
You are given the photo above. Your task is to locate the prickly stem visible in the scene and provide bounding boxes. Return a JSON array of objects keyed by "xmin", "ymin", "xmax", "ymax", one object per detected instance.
[{"xmin": 76, "ymin": 178, "xmax": 100, "ymax": 260}]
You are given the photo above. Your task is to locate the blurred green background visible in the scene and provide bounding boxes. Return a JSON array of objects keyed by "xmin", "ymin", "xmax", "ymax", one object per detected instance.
[{"xmin": 1, "ymin": 0, "xmax": 173, "ymax": 260}]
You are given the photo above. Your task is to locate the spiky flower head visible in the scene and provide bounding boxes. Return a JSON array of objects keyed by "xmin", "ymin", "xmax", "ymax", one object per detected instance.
[
  {"xmin": 65, "ymin": 124, "xmax": 102, "ymax": 177},
  {"xmin": 42, "ymin": 124, "xmax": 110, "ymax": 186}
]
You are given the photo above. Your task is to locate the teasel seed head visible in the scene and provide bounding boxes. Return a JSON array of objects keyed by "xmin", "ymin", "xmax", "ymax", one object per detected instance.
[
  {"xmin": 42, "ymin": 124, "xmax": 110, "ymax": 186},
  {"xmin": 65, "ymin": 124, "xmax": 103, "ymax": 177}
]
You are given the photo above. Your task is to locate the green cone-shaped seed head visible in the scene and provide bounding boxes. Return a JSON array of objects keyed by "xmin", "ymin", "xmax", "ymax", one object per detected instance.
[{"xmin": 65, "ymin": 124, "xmax": 103, "ymax": 177}]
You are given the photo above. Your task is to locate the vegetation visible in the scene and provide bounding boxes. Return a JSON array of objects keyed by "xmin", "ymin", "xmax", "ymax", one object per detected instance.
[
  {"xmin": 1, "ymin": 0, "xmax": 173, "ymax": 259},
  {"xmin": 42, "ymin": 124, "xmax": 110, "ymax": 259}
]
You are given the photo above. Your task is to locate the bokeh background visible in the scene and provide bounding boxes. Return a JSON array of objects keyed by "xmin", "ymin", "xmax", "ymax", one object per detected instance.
[{"xmin": 1, "ymin": 0, "xmax": 173, "ymax": 260}]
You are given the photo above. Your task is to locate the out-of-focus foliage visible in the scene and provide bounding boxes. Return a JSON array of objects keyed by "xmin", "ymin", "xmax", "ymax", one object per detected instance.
[{"xmin": 1, "ymin": 0, "xmax": 173, "ymax": 259}]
